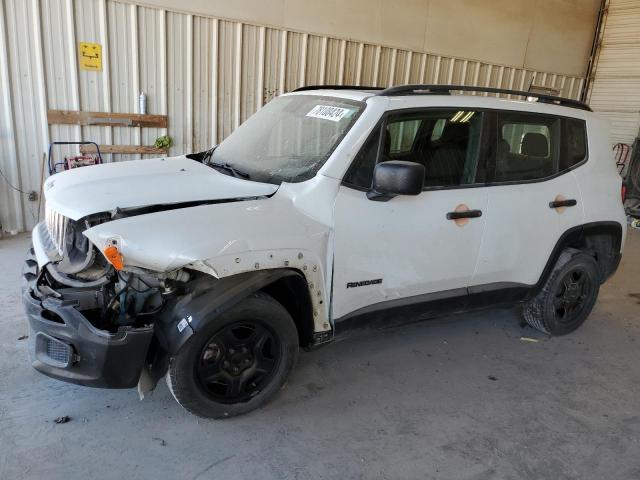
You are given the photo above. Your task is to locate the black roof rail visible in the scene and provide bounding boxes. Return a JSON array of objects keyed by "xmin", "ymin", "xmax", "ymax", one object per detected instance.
[
  {"xmin": 377, "ymin": 84, "xmax": 592, "ymax": 111},
  {"xmin": 293, "ymin": 85, "xmax": 385, "ymax": 92}
]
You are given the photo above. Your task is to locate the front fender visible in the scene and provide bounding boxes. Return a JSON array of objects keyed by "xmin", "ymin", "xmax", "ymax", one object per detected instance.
[
  {"xmin": 82, "ymin": 194, "xmax": 333, "ymax": 329},
  {"xmin": 192, "ymin": 247, "xmax": 330, "ymax": 332},
  {"xmin": 153, "ymin": 269, "xmax": 302, "ymax": 356}
]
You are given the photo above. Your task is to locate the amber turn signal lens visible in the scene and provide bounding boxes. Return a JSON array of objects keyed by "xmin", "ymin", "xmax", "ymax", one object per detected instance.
[{"xmin": 103, "ymin": 245, "xmax": 124, "ymax": 271}]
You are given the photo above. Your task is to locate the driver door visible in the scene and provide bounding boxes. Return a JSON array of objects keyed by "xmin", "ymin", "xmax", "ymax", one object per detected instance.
[{"xmin": 332, "ymin": 108, "xmax": 490, "ymax": 321}]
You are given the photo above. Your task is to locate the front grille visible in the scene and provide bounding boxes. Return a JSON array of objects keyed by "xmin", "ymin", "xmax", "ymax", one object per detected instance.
[
  {"xmin": 46, "ymin": 338, "xmax": 71, "ymax": 364},
  {"xmin": 35, "ymin": 332, "xmax": 74, "ymax": 368},
  {"xmin": 45, "ymin": 205, "xmax": 69, "ymax": 257}
]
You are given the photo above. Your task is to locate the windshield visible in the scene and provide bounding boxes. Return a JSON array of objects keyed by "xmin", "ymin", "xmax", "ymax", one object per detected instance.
[{"xmin": 210, "ymin": 95, "xmax": 364, "ymax": 184}]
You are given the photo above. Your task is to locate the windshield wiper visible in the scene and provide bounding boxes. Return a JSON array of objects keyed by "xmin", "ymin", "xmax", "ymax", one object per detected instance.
[
  {"xmin": 203, "ymin": 145, "xmax": 217, "ymax": 163},
  {"xmin": 209, "ymin": 161, "xmax": 250, "ymax": 179}
]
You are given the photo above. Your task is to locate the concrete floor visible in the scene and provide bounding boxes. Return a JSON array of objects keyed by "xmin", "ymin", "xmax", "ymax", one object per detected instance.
[{"xmin": 1, "ymin": 232, "xmax": 639, "ymax": 480}]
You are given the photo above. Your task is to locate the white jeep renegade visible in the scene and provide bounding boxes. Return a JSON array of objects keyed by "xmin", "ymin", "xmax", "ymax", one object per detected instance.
[{"xmin": 23, "ymin": 85, "xmax": 626, "ymax": 418}]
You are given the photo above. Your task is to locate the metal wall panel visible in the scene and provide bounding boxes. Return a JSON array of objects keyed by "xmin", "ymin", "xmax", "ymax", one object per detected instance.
[
  {"xmin": 2, "ymin": 0, "xmax": 48, "ymax": 231},
  {"xmin": 41, "ymin": 0, "xmax": 79, "ymax": 161},
  {"xmin": 75, "ymin": 0, "xmax": 111, "ymax": 151},
  {"xmin": 193, "ymin": 15, "xmax": 214, "ymax": 152},
  {"xmin": 240, "ymin": 24, "xmax": 260, "ymax": 126},
  {"xmin": 216, "ymin": 19, "xmax": 238, "ymax": 143},
  {"xmin": 587, "ymin": 0, "xmax": 640, "ymax": 144},
  {"xmin": 138, "ymin": 5, "xmax": 166, "ymax": 148},
  {"xmin": 166, "ymin": 11, "xmax": 192, "ymax": 155},
  {"xmin": 0, "ymin": 0, "xmax": 21, "ymax": 232},
  {"xmin": 108, "ymin": 1, "xmax": 139, "ymax": 159},
  {"xmin": 0, "ymin": 0, "xmax": 587, "ymax": 234}
]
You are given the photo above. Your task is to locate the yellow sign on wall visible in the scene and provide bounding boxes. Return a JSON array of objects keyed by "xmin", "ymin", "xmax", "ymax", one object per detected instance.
[{"xmin": 78, "ymin": 42, "xmax": 102, "ymax": 71}]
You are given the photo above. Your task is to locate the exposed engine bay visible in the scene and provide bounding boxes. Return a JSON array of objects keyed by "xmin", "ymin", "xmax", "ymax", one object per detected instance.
[{"xmin": 35, "ymin": 209, "xmax": 194, "ymax": 334}]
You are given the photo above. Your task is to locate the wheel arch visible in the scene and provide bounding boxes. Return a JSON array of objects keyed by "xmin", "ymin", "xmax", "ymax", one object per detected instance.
[
  {"xmin": 260, "ymin": 274, "xmax": 315, "ymax": 348},
  {"xmin": 153, "ymin": 268, "xmax": 315, "ymax": 359},
  {"xmin": 535, "ymin": 221, "xmax": 623, "ymax": 296}
]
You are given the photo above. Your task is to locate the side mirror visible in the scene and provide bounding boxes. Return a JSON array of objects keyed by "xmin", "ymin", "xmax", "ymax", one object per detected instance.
[{"xmin": 367, "ymin": 161, "xmax": 425, "ymax": 201}]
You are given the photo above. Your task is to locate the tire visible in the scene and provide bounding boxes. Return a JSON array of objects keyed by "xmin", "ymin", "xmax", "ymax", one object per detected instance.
[
  {"xmin": 523, "ymin": 248, "xmax": 600, "ymax": 336},
  {"xmin": 167, "ymin": 292, "xmax": 299, "ymax": 419}
]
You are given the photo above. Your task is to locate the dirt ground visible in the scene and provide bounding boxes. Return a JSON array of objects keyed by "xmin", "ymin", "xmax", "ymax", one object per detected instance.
[{"xmin": 1, "ymin": 231, "xmax": 639, "ymax": 480}]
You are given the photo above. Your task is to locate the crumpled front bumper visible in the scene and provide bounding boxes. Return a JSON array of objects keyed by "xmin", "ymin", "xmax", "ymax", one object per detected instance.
[{"xmin": 22, "ymin": 247, "xmax": 153, "ymax": 389}]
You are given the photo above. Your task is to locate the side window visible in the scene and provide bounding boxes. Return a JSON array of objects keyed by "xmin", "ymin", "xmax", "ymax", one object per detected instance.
[
  {"xmin": 343, "ymin": 109, "xmax": 484, "ymax": 189},
  {"xmin": 495, "ymin": 113, "xmax": 560, "ymax": 182},
  {"xmin": 430, "ymin": 118, "xmax": 447, "ymax": 141},
  {"xmin": 388, "ymin": 119, "xmax": 421, "ymax": 154},
  {"xmin": 562, "ymin": 118, "xmax": 587, "ymax": 170}
]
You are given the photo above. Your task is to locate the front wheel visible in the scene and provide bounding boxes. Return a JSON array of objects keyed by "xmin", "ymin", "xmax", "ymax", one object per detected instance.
[
  {"xmin": 523, "ymin": 249, "xmax": 601, "ymax": 336},
  {"xmin": 167, "ymin": 292, "xmax": 299, "ymax": 418}
]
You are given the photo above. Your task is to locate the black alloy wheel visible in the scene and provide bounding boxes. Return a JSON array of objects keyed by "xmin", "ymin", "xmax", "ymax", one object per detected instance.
[
  {"xmin": 195, "ymin": 321, "xmax": 280, "ymax": 404},
  {"xmin": 167, "ymin": 292, "xmax": 299, "ymax": 418},
  {"xmin": 523, "ymin": 249, "xmax": 601, "ymax": 336},
  {"xmin": 553, "ymin": 267, "xmax": 593, "ymax": 324}
]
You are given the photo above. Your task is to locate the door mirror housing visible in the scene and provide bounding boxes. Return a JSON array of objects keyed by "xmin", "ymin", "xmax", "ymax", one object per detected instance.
[{"xmin": 367, "ymin": 161, "xmax": 425, "ymax": 201}]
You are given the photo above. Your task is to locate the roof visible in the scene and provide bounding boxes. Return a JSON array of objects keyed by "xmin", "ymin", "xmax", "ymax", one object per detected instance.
[
  {"xmin": 286, "ymin": 87, "xmax": 381, "ymax": 102},
  {"xmin": 290, "ymin": 84, "xmax": 591, "ymax": 112}
]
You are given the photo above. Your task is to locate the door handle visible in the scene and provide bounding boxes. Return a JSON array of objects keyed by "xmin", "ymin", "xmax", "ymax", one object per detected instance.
[
  {"xmin": 549, "ymin": 199, "xmax": 577, "ymax": 209},
  {"xmin": 446, "ymin": 209, "xmax": 482, "ymax": 220}
]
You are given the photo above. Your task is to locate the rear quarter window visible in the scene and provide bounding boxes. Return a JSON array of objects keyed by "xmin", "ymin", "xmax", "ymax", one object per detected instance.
[
  {"xmin": 562, "ymin": 118, "xmax": 588, "ymax": 170},
  {"xmin": 495, "ymin": 113, "xmax": 561, "ymax": 182},
  {"xmin": 491, "ymin": 112, "xmax": 588, "ymax": 184}
]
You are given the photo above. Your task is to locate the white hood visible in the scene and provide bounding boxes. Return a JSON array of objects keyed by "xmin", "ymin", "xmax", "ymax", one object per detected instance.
[{"xmin": 43, "ymin": 156, "xmax": 278, "ymax": 220}]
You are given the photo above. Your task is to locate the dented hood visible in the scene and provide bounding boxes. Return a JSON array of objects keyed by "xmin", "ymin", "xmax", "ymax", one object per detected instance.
[{"xmin": 43, "ymin": 156, "xmax": 278, "ymax": 220}]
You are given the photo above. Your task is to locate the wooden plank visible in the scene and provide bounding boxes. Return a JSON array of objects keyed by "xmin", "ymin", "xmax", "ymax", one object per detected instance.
[
  {"xmin": 47, "ymin": 110, "xmax": 167, "ymax": 128},
  {"xmin": 79, "ymin": 144, "xmax": 168, "ymax": 155}
]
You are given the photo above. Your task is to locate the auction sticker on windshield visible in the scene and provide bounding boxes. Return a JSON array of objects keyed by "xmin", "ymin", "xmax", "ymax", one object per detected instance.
[{"xmin": 306, "ymin": 105, "xmax": 353, "ymax": 122}]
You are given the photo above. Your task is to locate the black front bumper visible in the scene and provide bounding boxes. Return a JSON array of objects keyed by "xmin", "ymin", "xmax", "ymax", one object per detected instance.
[{"xmin": 22, "ymin": 254, "xmax": 153, "ymax": 389}]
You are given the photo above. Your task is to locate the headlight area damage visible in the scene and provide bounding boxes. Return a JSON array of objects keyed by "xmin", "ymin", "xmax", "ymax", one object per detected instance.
[
  {"xmin": 23, "ymin": 209, "xmax": 215, "ymax": 391},
  {"xmin": 23, "ymin": 203, "xmax": 322, "ymax": 395}
]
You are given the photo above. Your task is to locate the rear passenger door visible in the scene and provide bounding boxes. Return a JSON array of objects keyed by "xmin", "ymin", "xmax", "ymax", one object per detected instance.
[{"xmin": 470, "ymin": 111, "xmax": 586, "ymax": 291}]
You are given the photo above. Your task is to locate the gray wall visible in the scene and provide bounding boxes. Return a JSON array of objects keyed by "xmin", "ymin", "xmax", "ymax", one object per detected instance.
[
  {"xmin": 0, "ymin": 0, "xmax": 596, "ymax": 234},
  {"xmin": 131, "ymin": 0, "xmax": 600, "ymax": 76}
]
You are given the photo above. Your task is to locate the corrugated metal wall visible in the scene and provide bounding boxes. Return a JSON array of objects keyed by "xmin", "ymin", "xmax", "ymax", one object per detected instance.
[
  {"xmin": 587, "ymin": 0, "xmax": 640, "ymax": 144},
  {"xmin": 0, "ymin": 0, "xmax": 587, "ymax": 233}
]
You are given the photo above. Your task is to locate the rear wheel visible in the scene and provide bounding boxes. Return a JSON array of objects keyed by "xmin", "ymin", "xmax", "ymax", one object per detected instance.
[
  {"xmin": 167, "ymin": 292, "xmax": 299, "ymax": 418},
  {"xmin": 523, "ymin": 249, "xmax": 600, "ymax": 336}
]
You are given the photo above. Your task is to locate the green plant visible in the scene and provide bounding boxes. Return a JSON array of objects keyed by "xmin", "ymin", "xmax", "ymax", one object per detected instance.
[{"xmin": 154, "ymin": 135, "xmax": 172, "ymax": 149}]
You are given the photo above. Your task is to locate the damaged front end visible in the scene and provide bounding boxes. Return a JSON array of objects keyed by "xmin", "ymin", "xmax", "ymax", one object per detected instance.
[{"xmin": 23, "ymin": 207, "xmax": 195, "ymax": 388}]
